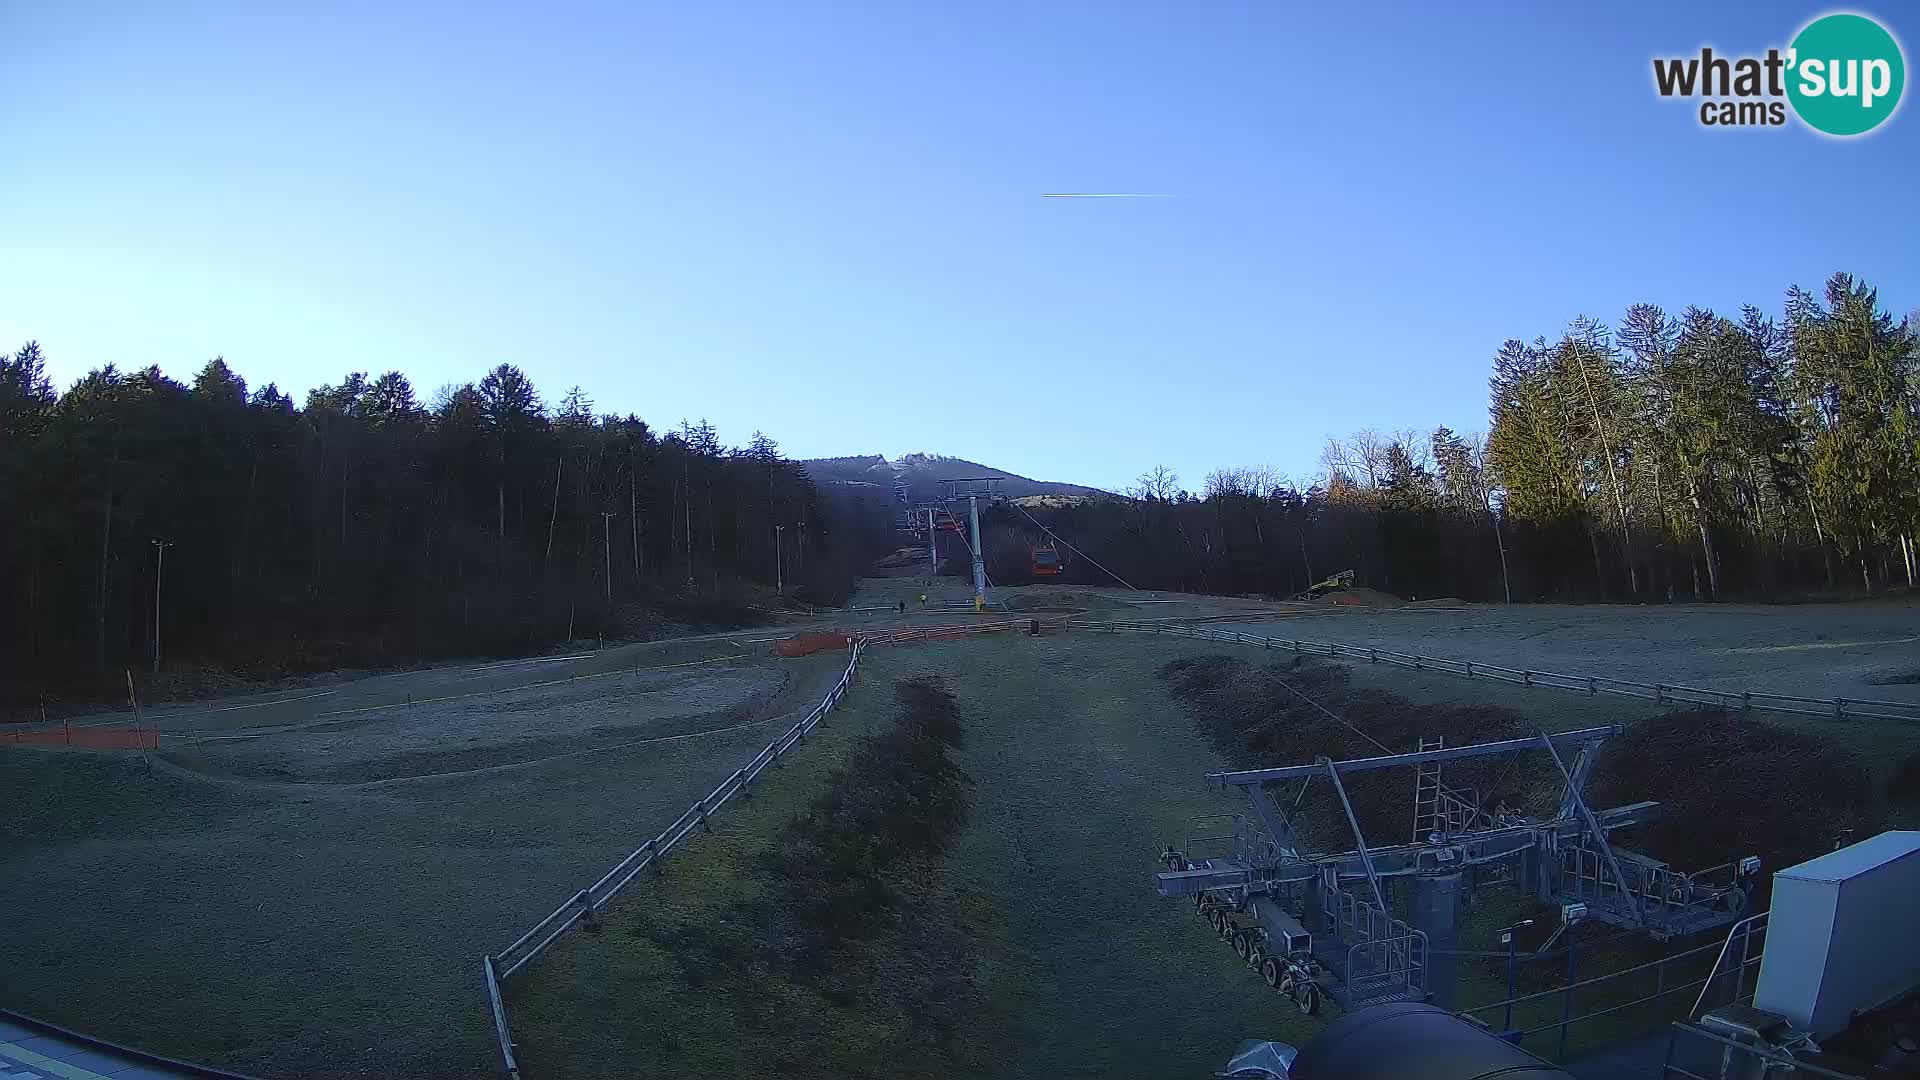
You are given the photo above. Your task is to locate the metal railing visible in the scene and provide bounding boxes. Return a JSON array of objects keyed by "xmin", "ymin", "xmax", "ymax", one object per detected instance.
[
  {"xmin": 480, "ymin": 633, "xmax": 870, "ymax": 1077},
  {"xmin": 1457, "ymin": 919, "xmax": 1767, "ymax": 1062},
  {"xmin": 488, "ymin": 650, "xmax": 865, "ymax": 981},
  {"xmin": 1689, "ymin": 913, "xmax": 1768, "ymax": 1020},
  {"xmin": 478, "ymin": 619, "xmax": 1040, "ymax": 1077},
  {"xmin": 1661, "ymin": 1020, "xmax": 1862, "ymax": 1080},
  {"xmin": 1557, "ymin": 846, "xmax": 1747, "ymax": 934},
  {"xmin": 471, "ymin": 614, "xmax": 1887, "ymax": 1075},
  {"xmin": 1178, "ymin": 814, "xmax": 1242, "ymax": 863},
  {"xmin": 482, "ymin": 956, "xmax": 518, "ymax": 1080},
  {"xmin": 1348, "ymin": 929, "xmax": 1429, "ymax": 1003},
  {"xmin": 1326, "ymin": 888, "xmax": 1428, "ymax": 1003},
  {"xmin": 1069, "ymin": 620, "xmax": 1920, "ymax": 725}
]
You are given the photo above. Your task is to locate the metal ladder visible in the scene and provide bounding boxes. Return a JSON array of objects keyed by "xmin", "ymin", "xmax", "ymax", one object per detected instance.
[{"xmin": 1411, "ymin": 736, "xmax": 1445, "ymax": 841}]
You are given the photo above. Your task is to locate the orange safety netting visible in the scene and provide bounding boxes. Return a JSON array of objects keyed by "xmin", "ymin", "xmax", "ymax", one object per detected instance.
[{"xmin": 773, "ymin": 632, "xmax": 855, "ymax": 657}]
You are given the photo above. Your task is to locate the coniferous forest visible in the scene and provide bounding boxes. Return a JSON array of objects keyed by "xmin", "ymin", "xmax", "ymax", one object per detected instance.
[
  {"xmin": 0, "ymin": 356, "xmax": 894, "ymax": 710},
  {"xmin": 4, "ymin": 272, "xmax": 1915, "ymax": 709},
  {"xmin": 979, "ymin": 274, "xmax": 1920, "ymax": 604}
]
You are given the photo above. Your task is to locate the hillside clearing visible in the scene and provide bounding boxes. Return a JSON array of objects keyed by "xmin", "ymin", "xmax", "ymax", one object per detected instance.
[{"xmin": 0, "ymin": 649, "xmax": 846, "ymax": 1079}]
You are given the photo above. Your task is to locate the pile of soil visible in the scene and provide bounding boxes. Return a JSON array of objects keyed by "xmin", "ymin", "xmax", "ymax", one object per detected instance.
[
  {"xmin": 1590, "ymin": 711, "xmax": 1881, "ymax": 878},
  {"xmin": 1888, "ymin": 752, "xmax": 1920, "ymax": 804},
  {"xmin": 1159, "ymin": 655, "xmax": 1548, "ymax": 848},
  {"xmin": 1325, "ymin": 586, "xmax": 1403, "ymax": 608}
]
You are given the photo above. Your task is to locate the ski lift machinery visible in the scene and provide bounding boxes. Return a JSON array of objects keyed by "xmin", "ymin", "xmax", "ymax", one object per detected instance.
[
  {"xmin": 933, "ymin": 477, "xmax": 1004, "ymax": 610},
  {"xmin": 1157, "ymin": 726, "xmax": 1761, "ymax": 1014}
]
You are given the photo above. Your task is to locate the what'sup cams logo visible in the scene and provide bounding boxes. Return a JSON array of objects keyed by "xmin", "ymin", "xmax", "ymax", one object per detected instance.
[{"xmin": 1653, "ymin": 11, "xmax": 1905, "ymax": 136}]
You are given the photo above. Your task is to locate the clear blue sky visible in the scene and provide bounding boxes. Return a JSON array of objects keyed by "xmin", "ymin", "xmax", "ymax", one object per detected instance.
[{"xmin": 5, "ymin": 1, "xmax": 1915, "ymax": 492}]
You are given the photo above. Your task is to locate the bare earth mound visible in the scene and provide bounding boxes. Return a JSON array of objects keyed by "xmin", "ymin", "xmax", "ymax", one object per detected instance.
[
  {"xmin": 1590, "ymin": 711, "xmax": 1881, "ymax": 878},
  {"xmin": 1325, "ymin": 586, "xmax": 1403, "ymax": 608}
]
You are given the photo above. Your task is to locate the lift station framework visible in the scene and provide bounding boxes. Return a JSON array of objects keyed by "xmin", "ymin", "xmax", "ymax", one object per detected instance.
[{"xmin": 1157, "ymin": 725, "xmax": 1761, "ymax": 1012}]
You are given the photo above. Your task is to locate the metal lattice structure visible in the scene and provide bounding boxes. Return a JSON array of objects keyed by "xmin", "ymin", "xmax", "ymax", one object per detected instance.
[
  {"xmin": 932, "ymin": 478, "xmax": 1004, "ymax": 608},
  {"xmin": 1157, "ymin": 726, "xmax": 1762, "ymax": 1013}
]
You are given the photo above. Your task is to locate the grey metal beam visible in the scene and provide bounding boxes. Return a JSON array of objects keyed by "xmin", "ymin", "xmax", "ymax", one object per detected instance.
[
  {"xmin": 1559, "ymin": 800, "xmax": 1659, "ymax": 835},
  {"xmin": 1320, "ymin": 756, "xmax": 1391, "ymax": 917},
  {"xmin": 1208, "ymin": 725, "xmax": 1622, "ymax": 788},
  {"xmin": 1246, "ymin": 782, "xmax": 1301, "ymax": 857},
  {"xmin": 1325, "ymin": 829, "xmax": 1540, "ymax": 878},
  {"xmin": 1155, "ymin": 801, "xmax": 1661, "ymax": 897},
  {"xmin": 1285, "ymin": 802, "xmax": 1658, "ymax": 882},
  {"xmin": 1537, "ymin": 731, "xmax": 1644, "ymax": 925},
  {"xmin": 1555, "ymin": 745, "xmax": 1598, "ymax": 821},
  {"xmin": 1153, "ymin": 862, "xmax": 1320, "ymax": 897}
]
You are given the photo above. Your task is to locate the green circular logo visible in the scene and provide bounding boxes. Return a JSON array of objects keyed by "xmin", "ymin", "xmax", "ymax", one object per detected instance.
[{"xmin": 1787, "ymin": 13, "xmax": 1906, "ymax": 136}]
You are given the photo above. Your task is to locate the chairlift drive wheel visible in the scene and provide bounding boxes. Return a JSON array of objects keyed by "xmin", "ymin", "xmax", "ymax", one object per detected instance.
[
  {"xmin": 1291, "ymin": 981, "xmax": 1322, "ymax": 1017},
  {"xmin": 1260, "ymin": 956, "xmax": 1283, "ymax": 988}
]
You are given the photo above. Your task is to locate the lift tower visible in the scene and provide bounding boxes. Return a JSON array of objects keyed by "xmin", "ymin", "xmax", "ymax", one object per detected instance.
[{"xmin": 935, "ymin": 477, "xmax": 1002, "ymax": 611}]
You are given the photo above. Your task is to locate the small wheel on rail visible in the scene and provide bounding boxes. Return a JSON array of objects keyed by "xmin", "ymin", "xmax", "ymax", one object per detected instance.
[
  {"xmin": 1195, "ymin": 892, "xmax": 1209, "ymax": 914},
  {"xmin": 1290, "ymin": 981, "xmax": 1323, "ymax": 1017},
  {"xmin": 1246, "ymin": 942, "xmax": 1266, "ymax": 972},
  {"xmin": 1231, "ymin": 929, "xmax": 1251, "ymax": 960},
  {"xmin": 1260, "ymin": 956, "xmax": 1283, "ymax": 988},
  {"xmin": 1216, "ymin": 912, "xmax": 1235, "ymax": 939}
]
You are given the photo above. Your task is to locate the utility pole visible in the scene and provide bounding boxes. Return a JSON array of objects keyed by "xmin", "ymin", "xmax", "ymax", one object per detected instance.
[
  {"xmin": 925, "ymin": 507, "xmax": 937, "ymax": 574},
  {"xmin": 599, "ymin": 512, "xmax": 615, "ymax": 605},
  {"xmin": 967, "ymin": 494, "xmax": 986, "ymax": 610},
  {"xmin": 774, "ymin": 524, "xmax": 785, "ymax": 594},
  {"xmin": 1497, "ymin": 919, "xmax": 1533, "ymax": 1034},
  {"xmin": 629, "ymin": 461, "xmax": 642, "ymax": 585},
  {"xmin": 151, "ymin": 538, "xmax": 173, "ymax": 674}
]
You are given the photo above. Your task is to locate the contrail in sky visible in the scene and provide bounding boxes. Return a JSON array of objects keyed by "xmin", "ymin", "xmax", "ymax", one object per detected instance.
[{"xmin": 1040, "ymin": 193, "xmax": 1169, "ymax": 198}]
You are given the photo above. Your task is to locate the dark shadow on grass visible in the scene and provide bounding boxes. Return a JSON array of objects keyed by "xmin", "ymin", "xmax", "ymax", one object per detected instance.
[{"xmin": 629, "ymin": 676, "xmax": 990, "ymax": 1079}]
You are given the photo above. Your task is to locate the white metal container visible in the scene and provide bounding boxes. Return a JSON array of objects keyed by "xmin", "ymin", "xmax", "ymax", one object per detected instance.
[{"xmin": 1754, "ymin": 830, "xmax": 1920, "ymax": 1037}]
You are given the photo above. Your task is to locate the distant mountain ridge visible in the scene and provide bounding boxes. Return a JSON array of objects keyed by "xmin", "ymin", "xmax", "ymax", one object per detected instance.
[{"xmin": 802, "ymin": 453, "xmax": 1109, "ymax": 507}]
